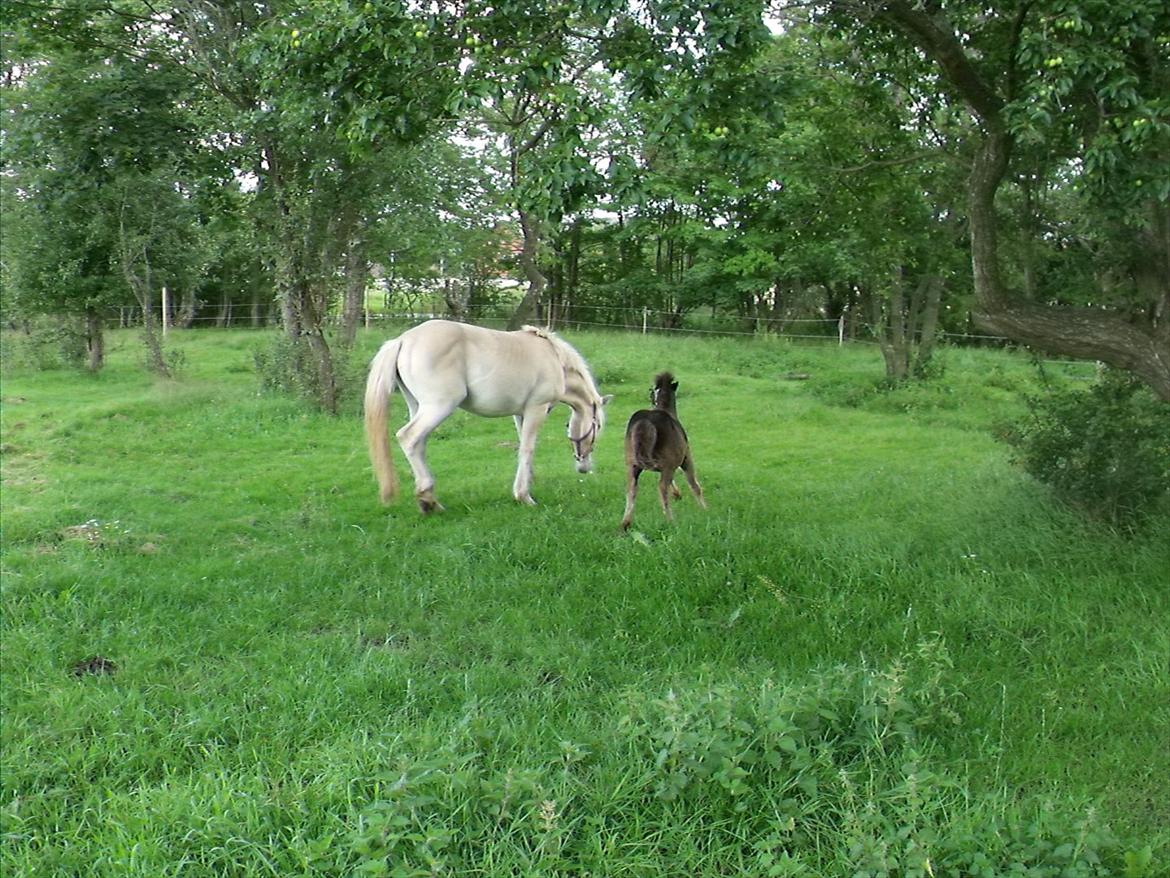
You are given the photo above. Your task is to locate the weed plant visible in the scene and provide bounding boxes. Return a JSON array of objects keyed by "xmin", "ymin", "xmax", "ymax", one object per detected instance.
[{"xmin": 1, "ymin": 326, "xmax": 1166, "ymax": 876}]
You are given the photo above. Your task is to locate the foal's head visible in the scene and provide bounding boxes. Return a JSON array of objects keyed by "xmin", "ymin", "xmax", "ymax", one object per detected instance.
[{"xmin": 650, "ymin": 372, "xmax": 679, "ymax": 412}]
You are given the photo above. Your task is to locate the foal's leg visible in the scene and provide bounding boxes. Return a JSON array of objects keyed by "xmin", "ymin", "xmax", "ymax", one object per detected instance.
[
  {"xmin": 512, "ymin": 404, "xmax": 549, "ymax": 505},
  {"xmin": 620, "ymin": 466, "xmax": 642, "ymax": 531},
  {"xmin": 658, "ymin": 468, "xmax": 677, "ymax": 522},
  {"xmin": 681, "ymin": 454, "xmax": 707, "ymax": 508},
  {"xmin": 396, "ymin": 401, "xmax": 458, "ymax": 513}
]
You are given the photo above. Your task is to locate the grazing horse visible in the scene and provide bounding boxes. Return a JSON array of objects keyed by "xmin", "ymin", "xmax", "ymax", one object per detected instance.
[
  {"xmin": 620, "ymin": 372, "xmax": 706, "ymax": 531},
  {"xmin": 364, "ymin": 320, "xmax": 611, "ymax": 513}
]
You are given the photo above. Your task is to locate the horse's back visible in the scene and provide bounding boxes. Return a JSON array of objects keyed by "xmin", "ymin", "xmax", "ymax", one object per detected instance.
[
  {"xmin": 627, "ymin": 408, "xmax": 685, "ymax": 436},
  {"xmin": 396, "ymin": 320, "xmax": 562, "ymax": 416}
]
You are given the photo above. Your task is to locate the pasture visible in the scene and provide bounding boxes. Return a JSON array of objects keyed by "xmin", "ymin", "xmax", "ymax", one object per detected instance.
[{"xmin": 2, "ymin": 326, "xmax": 1167, "ymax": 876}]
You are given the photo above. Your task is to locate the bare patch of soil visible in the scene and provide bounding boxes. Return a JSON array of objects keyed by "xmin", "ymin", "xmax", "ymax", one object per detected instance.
[{"xmin": 70, "ymin": 655, "xmax": 118, "ymax": 678}]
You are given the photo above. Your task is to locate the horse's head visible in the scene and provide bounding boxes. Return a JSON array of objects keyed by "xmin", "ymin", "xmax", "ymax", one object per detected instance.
[{"xmin": 566, "ymin": 396, "xmax": 611, "ymax": 473}]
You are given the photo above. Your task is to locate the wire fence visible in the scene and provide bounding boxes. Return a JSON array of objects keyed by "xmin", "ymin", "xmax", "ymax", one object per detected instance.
[
  {"xmin": 18, "ymin": 301, "xmax": 1100, "ymax": 370},
  {"xmin": 61, "ymin": 301, "xmax": 977, "ymax": 340}
]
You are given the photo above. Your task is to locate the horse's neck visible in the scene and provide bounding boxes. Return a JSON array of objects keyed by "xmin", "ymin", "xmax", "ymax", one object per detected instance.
[
  {"xmin": 562, "ymin": 370, "xmax": 596, "ymax": 408},
  {"xmin": 655, "ymin": 394, "xmax": 678, "ymax": 416}
]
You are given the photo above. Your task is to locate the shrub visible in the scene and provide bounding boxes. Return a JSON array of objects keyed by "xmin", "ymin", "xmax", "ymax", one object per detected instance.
[
  {"xmin": 1003, "ymin": 371, "xmax": 1170, "ymax": 528},
  {"xmin": 0, "ymin": 319, "xmax": 87, "ymax": 370},
  {"xmin": 252, "ymin": 331, "xmax": 367, "ymax": 414}
]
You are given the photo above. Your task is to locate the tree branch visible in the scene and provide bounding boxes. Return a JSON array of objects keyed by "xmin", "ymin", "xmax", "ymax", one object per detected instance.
[{"xmin": 875, "ymin": 1, "xmax": 1004, "ymax": 125}]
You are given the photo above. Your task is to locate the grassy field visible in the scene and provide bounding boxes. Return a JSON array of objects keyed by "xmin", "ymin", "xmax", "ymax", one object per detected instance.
[{"xmin": 2, "ymin": 326, "xmax": 1167, "ymax": 876}]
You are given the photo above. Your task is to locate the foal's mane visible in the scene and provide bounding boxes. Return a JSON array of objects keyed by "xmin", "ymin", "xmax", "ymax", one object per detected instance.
[{"xmin": 522, "ymin": 325, "xmax": 605, "ymax": 412}]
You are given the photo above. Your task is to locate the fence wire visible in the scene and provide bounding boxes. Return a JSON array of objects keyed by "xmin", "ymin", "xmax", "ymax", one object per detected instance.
[{"xmin": 13, "ymin": 302, "xmax": 1101, "ymax": 369}]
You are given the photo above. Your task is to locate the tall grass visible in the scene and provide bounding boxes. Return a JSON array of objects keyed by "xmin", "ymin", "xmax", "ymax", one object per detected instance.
[{"xmin": 2, "ymin": 326, "xmax": 1166, "ymax": 875}]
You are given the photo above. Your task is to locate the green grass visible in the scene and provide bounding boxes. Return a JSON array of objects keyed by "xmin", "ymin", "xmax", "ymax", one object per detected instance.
[{"xmin": 2, "ymin": 326, "xmax": 1167, "ymax": 876}]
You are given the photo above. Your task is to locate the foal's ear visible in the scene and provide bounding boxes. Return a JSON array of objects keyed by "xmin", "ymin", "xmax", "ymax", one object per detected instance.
[{"xmin": 601, "ymin": 394, "xmax": 614, "ymax": 406}]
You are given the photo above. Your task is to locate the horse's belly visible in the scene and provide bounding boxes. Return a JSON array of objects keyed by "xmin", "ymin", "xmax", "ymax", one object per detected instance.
[
  {"xmin": 462, "ymin": 367, "xmax": 557, "ymax": 416},
  {"xmin": 460, "ymin": 390, "xmax": 532, "ymax": 417}
]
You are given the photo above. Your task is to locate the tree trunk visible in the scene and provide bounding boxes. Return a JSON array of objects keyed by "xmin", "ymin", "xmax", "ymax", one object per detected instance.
[
  {"xmin": 563, "ymin": 218, "xmax": 582, "ymax": 325},
  {"xmin": 912, "ymin": 275, "xmax": 943, "ymax": 376},
  {"xmin": 271, "ymin": 215, "xmax": 340, "ymax": 413},
  {"xmin": 874, "ymin": 0, "xmax": 1170, "ymax": 400},
  {"xmin": 176, "ymin": 288, "xmax": 197, "ymax": 328},
  {"xmin": 84, "ymin": 307, "xmax": 104, "ymax": 372},
  {"xmin": 304, "ymin": 327, "xmax": 338, "ymax": 415},
  {"xmin": 967, "ymin": 128, "xmax": 1170, "ymax": 400},
  {"xmin": 872, "ymin": 274, "xmax": 909, "ymax": 381},
  {"xmin": 216, "ymin": 290, "xmax": 231, "ymax": 327},
  {"xmin": 340, "ymin": 234, "xmax": 369, "ymax": 346},
  {"xmin": 118, "ymin": 241, "xmax": 170, "ymax": 377},
  {"xmin": 507, "ymin": 209, "xmax": 546, "ymax": 330},
  {"xmin": 137, "ymin": 282, "xmax": 170, "ymax": 377},
  {"xmin": 871, "ymin": 272, "xmax": 944, "ymax": 381},
  {"xmin": 443, "ymin": 276, "xmax": 468, "ymax": 323}
]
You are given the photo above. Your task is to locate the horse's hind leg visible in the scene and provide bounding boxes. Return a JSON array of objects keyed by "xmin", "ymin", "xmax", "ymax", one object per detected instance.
[
  {"xmin": 682, "ymin": 455, "xmax": 707, "ymax": 508},
  {"xmin": 620, "ymin": 467, "xmax": 642, "ymax": 531},
  {"xmin": 396, "ymin": 401, "xmax": 457, "ymax": 513}
]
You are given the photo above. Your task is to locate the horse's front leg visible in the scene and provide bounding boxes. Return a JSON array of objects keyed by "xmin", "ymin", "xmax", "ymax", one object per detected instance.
[{"xmin": 512, "ymin": 406, "xmax": 549, "ymax": 505}]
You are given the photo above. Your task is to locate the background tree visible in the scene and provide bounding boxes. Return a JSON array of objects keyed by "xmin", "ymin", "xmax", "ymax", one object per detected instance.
[
  {"xmin": 2, "ymin": 33, "xmax": 212, "ymax": 373},
  {"xmin": 809, "ymin": 0, "xmax": 1170, "ymax": 398},
  {"xmin": 5, "ymin": 0, "xmax": 1165, "ymax": 404}
]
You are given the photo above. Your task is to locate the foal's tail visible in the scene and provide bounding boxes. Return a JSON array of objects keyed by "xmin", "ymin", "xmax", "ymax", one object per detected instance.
[
  {"xmin": 364, "ymin": 338, "xmax": 402, "ymax": 504},
  {"xmin": 627, "ymin": 418, "xmax": 658, "ymax": 470}
]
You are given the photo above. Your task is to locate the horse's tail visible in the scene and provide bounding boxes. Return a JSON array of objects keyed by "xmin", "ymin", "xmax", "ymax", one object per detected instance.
[
  {"xmin": 364, "ymin": 338, "xmax": 402, "ymax": 504},
  {"xmin": 627, "ymin": 416, "xmax": 658, "ymax": 470}
]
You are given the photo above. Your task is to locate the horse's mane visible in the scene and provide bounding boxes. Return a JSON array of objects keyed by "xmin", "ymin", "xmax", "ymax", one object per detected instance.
[{"xmin": 522, "ymin": 325, "xmax": 604, "ymax": 410}]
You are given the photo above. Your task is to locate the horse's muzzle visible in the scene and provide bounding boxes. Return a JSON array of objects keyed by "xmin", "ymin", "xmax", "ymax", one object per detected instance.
[{"xmin": 575, "ymin": 455, "xmax": 593, "ymax": 474}]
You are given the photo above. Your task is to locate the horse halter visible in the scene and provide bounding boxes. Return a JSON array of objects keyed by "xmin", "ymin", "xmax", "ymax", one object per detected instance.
[{"xmin": 568, "ymin": 404, "xmax": 599, "ymax": 460}]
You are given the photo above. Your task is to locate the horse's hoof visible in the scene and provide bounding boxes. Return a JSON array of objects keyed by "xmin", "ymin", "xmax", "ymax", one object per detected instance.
[
  {"xmin": 516, "ymin": 495, "xmax": 538, "ymax": 507},
  {"xmin": 417, "ymin": 494, "xmax": 444, "ymax": 514}
]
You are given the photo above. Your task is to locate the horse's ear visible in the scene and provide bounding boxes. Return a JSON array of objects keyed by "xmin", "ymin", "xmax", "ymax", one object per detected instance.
[
  {"xmin": 671, "ymin": 380, "xmax": 679, "ymax": 391},
  {"xmin": 601, "ymin": 394, "xmax": 614, "ymax": 406}
]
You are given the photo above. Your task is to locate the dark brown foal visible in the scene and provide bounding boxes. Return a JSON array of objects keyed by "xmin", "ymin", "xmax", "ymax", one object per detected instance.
[{"xmin": 620, "ymin": 372, "xmax": 706, "ymax": 531}]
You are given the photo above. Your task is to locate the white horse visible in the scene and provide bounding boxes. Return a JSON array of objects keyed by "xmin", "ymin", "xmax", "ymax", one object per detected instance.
[{"xmin": 364, "ymin": 320, "xmax": 611, "ymax": 513}]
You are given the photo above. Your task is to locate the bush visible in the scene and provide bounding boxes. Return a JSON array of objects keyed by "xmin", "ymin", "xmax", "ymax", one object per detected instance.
[
  {"xmin": 0, "ymin": 318, "xmax": 87, "ymax": 370},
  {"xmin": 1003, "ymin": 370, "xmax": 1170, "ymax": 528},
  {"xmin": 252, "ymin": 331, "xmax": 366, "ymax": 414}
]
